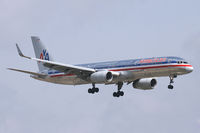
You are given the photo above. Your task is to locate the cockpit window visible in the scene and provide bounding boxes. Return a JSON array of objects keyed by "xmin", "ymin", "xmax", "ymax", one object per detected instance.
[{"xmin": 177, "ymin": 61, "xmax": 188, "ymax": 64}]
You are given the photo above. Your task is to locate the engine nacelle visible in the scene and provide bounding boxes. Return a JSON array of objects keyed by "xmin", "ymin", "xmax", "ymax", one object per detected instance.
[
  {"xmin": 132, "ymin": 78, "xmax": 157, "ymax": 90},
  {"xmin": 90, "ymin": 71, "xmax": 113, "ymax": 83}
]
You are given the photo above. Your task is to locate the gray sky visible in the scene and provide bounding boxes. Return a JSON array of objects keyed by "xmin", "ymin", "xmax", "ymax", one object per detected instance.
[{"xmin": 1, "ymin": 0, "xmax": 200, "ymax": 133}]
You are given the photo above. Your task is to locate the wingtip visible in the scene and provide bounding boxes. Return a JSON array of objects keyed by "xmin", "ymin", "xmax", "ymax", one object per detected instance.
[
  {"xmin": 15, "ymin": 43, "xmax": 24, "ymax": 57},
  {"xmin": 7, "ymin": 68, "xmax": 16, "ymax": 71}
]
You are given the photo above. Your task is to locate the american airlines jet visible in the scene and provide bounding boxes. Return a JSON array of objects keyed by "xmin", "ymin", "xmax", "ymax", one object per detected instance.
[{"xmin": 8, "ymin": 37, "xmax": 193, "ymax": 97}]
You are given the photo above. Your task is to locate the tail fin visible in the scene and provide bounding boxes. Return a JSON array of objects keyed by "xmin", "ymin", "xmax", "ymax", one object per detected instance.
[{"xmin": 31, "ymin": 36, "xmax": 53, "ymax": 72}]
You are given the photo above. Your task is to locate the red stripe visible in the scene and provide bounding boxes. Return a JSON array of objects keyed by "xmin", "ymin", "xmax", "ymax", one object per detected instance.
[{"xmin": 50, "ymin": 64, "xmax": 192, "ymax": 77}]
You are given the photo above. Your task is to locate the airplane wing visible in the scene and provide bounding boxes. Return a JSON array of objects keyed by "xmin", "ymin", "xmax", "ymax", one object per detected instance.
[
  {"xmin": 8, "ymin": 68, "xmax": 47, "ymax": 77},
  {"xmin": 16, "ymin": 44, "xmax": 96, "ymax": 75}
]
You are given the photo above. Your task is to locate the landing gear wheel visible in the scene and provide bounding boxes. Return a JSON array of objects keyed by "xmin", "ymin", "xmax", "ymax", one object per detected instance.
[
  {"xmin": 113, "ymin": 92, "xmax": 118, "ymax": 97},
  {"xmin": 88, "ymin": 88, "xmax": 92, "ymax": 93},
  {"xmin": 113, "ymin": 91, "xmax": 124, "ymax": 97},
  {"xmin": 91, "ymin": 90, "xmax": 95, "ymax": 94},
  {"xmin": 88, "ymin": 88, "xmax": 95, "ymax": 94},
  {"xmin": 119, "ymin": 91, "xmax": 124, "ymax": 96},
  {"xmin": 94, "ymin": 88, "xmax": 99, "ymax": 93},
  {"xmin": 168, "ymin": 85, "xmax": 173, "ymax": 89}
]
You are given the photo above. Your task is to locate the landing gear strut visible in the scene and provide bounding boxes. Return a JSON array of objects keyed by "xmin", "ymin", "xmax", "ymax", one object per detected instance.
[
  {"xmin": 168, "ymin": 75, "xmax": 177, "ymax": 89},
  {"xmin": 88, "ymin": 83, "xmax": 99, "ymax": 94},
  {"xmin": 113, "ymin": 82, "xmax": 124, "ymax": 97}
]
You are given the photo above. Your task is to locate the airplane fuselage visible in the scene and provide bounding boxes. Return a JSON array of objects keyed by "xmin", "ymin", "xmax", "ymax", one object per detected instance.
[{"xmin": 32, "ymin": 56, "xmax": 193, "ymax": 85}]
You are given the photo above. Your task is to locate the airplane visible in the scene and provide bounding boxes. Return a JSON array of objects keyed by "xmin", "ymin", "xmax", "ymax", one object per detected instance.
[{"xmin": 8, "ymin": 36, "xmax": 194, "ymax": 97}]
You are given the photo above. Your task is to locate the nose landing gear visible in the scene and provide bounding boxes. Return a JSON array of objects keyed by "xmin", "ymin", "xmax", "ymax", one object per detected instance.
[{"xmin": 168, "ymin": 75, "xmax": 177, "ymax": 89}]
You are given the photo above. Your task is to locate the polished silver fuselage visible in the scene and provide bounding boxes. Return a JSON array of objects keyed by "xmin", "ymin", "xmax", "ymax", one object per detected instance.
[{"xmin": 31, "ymin": 56, "xmax": 193, "ymax": 85}]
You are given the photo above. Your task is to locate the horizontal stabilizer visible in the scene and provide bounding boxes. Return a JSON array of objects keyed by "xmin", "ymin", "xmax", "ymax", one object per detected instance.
[{"xmin": 7, "ymin": 68, "xmax": 47, "ymax": 76}]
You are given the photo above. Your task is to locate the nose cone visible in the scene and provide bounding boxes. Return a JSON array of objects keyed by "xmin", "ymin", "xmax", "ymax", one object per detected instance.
[{"xmin": 185, "ymin": 65, "xmax": 193, "ymax": 73}]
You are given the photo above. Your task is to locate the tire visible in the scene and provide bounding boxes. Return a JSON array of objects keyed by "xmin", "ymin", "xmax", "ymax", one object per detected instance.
[
  {"xmin": 88, "ymin": 88, "xmax": 92, "ymax": 93},
  {"xmin": 91, "ymin": 91, "xmax": 95, "ymax": 94},
  {"xmin": 113, "ymin": 92, "xmax": 117, "ymax": 97},
  {"xmin": 168, "ymin": 85, "xmax": 173, "ymax": 89},
  {"xmin": 116, "ymin": 92, "xmax": 120, "ymax": 97},
  {"xmin": 120, "ymin": 91, "xmax": 124, "ymax": 96},
  {"xmin": 95, "ymin": 88, "xmax": 99, "ymax": 93}
]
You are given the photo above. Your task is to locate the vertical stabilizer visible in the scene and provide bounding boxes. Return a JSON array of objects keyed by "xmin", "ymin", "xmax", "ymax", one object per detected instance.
[{"xmin": 31, "ymin": 36, "xmax": 53, "ymax": 72}]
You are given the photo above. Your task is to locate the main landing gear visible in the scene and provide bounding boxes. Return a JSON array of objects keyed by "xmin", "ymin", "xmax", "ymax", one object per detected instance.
[
  {"xmin": 88, "ymin": 83, "xmax": 99, "ymax": 94},
  {"xmin": 168, "ymin": 75, "xmax": 177, "ymax": 89},
  {"xmin": 88, "ymin": 82, "xmax": 125, "ymax": 97},
  {"xmin": 113, "ymin": 82, "xmax": 124, "ymax": 97}
]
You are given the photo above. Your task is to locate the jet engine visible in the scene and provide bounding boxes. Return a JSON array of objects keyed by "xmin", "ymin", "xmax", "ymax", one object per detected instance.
[
  {"xmin": 132, "ymin": 78, "xmax": 157, "ymax": 90},
  {"xmin": 90, "ymin": 71, "xmax": 113, "ymax": 83}
]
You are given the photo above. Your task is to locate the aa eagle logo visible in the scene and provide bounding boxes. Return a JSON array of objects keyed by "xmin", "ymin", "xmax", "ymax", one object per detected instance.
[{"xmin": 40, "ymin": 49, "xmax": 49, "ymax": 61}]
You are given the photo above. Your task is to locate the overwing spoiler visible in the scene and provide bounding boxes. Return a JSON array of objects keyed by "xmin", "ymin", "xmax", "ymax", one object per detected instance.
[{"xmin": 15, "ymin": 44, "xmax": 96, "ymax": 74}]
